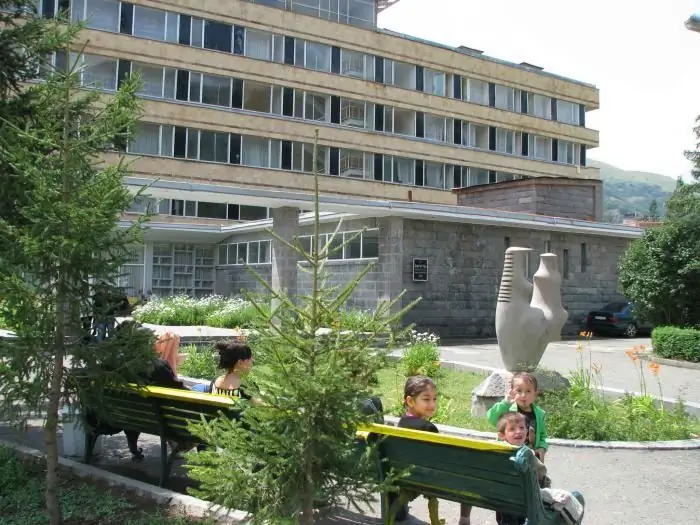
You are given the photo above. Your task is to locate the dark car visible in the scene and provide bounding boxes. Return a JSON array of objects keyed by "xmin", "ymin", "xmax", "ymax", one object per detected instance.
[{"xmin": 584, "ymin": 301, "xmax": 652, "ymax": 337}]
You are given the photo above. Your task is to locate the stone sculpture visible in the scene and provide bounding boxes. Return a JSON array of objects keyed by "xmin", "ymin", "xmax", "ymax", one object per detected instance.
[
  {"xmin": 471, "ymin": 247, "xmax": 570, "ymax": 416},
  {"xmin": 495, "ymin": 247, "xmax": 568, "ymax": 371}
]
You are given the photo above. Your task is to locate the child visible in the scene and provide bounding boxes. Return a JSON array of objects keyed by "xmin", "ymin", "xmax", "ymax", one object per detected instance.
[
  {"xmin": 487, "ymin": 372, "xmax": 548, "ymax": 462},
  {"xmin": 496, "ymin": 413, "xmax": 584, "ymax": 525},
  {"xmin": 390, "ymin": 376, "xmax": 471, "ymax": 524}
]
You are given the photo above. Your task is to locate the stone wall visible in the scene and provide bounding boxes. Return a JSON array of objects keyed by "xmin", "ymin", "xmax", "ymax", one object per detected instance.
[
  {"xmin": 400, "ymin": 219, "xmax": 629, "ymax": 337},
  {"xmin": 454, "ymin": 178, "xmax": 603, "ymax": 221}
]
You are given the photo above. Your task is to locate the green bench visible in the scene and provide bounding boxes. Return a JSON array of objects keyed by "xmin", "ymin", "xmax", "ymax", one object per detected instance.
[
  {"xmin": 82, "ymin": 385, "xmax": 240, "ymax": 487},
  {"xmin": 360, "ymin": 423, "xmax": 585, "ymax": 525}
]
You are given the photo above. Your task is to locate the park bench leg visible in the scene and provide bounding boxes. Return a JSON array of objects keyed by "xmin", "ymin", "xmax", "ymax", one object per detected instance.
[
  {"xmin": 158, "ymin": 437, "xmax": 169, "ymax": 487},
  {"xmin": 159, "ymin": 441, "xmax": 186, "ymax": 488},
  {"xmin": 83, "ymin": 431, "xmax": 99, "ymax": 464},
  {"xmin": 384, "ymin": 490, "xmax": 411, "ymax": 525}
]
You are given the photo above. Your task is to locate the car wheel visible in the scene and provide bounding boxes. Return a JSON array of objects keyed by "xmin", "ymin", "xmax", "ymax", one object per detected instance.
[{"xmin": 625, "ymin": 323, "xmax": 638, "ymax": 338}]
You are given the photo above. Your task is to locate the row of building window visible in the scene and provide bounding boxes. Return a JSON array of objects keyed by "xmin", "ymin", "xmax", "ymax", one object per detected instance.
[
  {"xmin": 128, "ymin": 122, "xmax": 526, "ymax": 190},
  {"xmin": 218, "ymin": 229, "xmax": 379, "ymax": 265},
  {"xmin": 219, "ymin": 240, "xmax": 273, "ymax": 265},
  {"xmin": 127, "ymin": 197, "xmax": 270, "ymax": 221},
  {"xmin": 59, "ymin": 51, "xmax": 586, "ymax": 167},
  {"xmin": 43, "ymin": 0, "xmax": 587, "ymax": 127}
]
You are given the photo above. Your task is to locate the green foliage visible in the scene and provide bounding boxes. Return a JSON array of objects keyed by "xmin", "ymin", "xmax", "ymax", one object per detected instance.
[
  {"xmin": 400, "ymin": 330, "xmax": 442, "ymax": 379},
  {"xmin": 185, "ymin": 133, "xmax": 416, "ymax": 525},
  {"xmin": 0, "ymin": 10, "xmax": 153, "ymax": 522},
  {"xmin": 177, "ymin": 345, "xmax": 218, "ymax": 380},
  {"xmin": 652, "ymin": 326, "xmax": 700, "ymax": 362},
  {"xmin": 685, "ymin": 115, "xmax": 700, "ymax": 181},
  {"xmin": 0, "ymin": 445, "xmax": 211, "ymax": 524},
  {"xmin": 619, "ymin": 220, "xmax": 700, "ymax": 327}
]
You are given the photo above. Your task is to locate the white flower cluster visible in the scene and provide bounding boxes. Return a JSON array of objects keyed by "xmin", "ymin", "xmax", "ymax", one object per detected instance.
[{"xmin": 409, "ymin": 329, "xmax": 440, "ymax": 345}]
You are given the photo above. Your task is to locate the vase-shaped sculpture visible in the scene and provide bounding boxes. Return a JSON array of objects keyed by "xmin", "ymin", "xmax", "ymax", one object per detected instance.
[{"xmin": 495, "ymin": 248, "xmax": 569, "ymax": 371}]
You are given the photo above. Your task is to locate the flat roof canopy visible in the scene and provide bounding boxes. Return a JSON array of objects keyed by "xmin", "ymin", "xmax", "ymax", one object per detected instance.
[{"xmin": 377, "ymin": 0, "xmax": 402, "ymax": 12}]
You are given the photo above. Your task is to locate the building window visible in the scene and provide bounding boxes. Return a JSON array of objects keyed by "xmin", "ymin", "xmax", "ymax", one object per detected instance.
[
  {"xmin": 133, "ymin": 5, "xmax": 166, "ymax": 40},
  {"xmin": 81, "ymin": 53, "xmax": 118, "ymax": 90},
  {"xmin": 494, "ymin": 85, "xmax": 520, "ymax": 112},
  {"xmin": 467, "ymin": 78, "xmax": 489, "ymax": 105},
  {"xmin": 203, "ymin": 20, "xmax": 232, "ymax": 53},
  {"xmin": 245, "ymin": 28, "xmax": 273, "ymax": 60},
  {"xmin": 557, "ymin": 140, "xmax": 580, "ymax": 165},
  {"xmin": 528, "ymin": 93, "xmax": 552, "ymax": 119},
  {"xmin": 340, "ymin": 99, "xmax": 366, "ymax": 128},
  {"xmin": 563, "ymin": 249, "xmax": 570, "ymax": 279},
  {"xmin": 220, "ymin": 240, "xmax": 272, "ymax": 265},
  {"xmin": 304, "ymin": 92, "xmax": 330, "ymax": 122},
  {"xmin": 424, "ymin": 114, "xmax": 446, "ymax": 142},
  {"xmin": 297, "ymin": 229, "xmax": 379, "ymax": 260},
  {"xmin": 557, "ymin": 99, "xmax": 579, "ymax": 125},
  {"xmin": 469, "ymin": 123, "xmax": 489, "ymax": 149},
  {"xmin": 581, "ymin": 243, "xmax": 587, "ymax": 272},
  {"xmin": 197, "ymin": 201, "xmax": 227, "ymax": 219},
  {"xmin": 201, "ymin": 74, "xmax": 232, "ymax": 107},
  {"xmin": 340, "ymin": 48, "xmax": 373, "ymax": 80},
  {"xmin": 424, "ymin": 68, "xmax": 445, "ymax": 96},
  {"xmin": 529, "ymin": 135, "xmax": 552, "ymax": 161},
  {"xmin": 385, "ymin": 59, "xmax": 416, "ymax": 90},
  {"xmin": 495, "ymin": 128, "xmax": 516, "ymax": 154},
  {"xmin": 243, "ymin": 81, "xmax": 271, "ymax": 113}
]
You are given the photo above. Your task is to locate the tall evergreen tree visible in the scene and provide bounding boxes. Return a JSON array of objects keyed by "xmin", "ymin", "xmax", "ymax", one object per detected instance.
[
  {"xmin": 0, "ymin": 5, "xmax": 155, "ymax": 523},
  {"xmin": 187, "ymin": 131, "xmax": 418, "ymax": 525}
]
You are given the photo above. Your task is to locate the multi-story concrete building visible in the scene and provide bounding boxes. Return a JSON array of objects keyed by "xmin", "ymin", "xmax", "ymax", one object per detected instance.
[{"xmin": 40, "ymin": 0, "xmax": 641, "ymax": 335}]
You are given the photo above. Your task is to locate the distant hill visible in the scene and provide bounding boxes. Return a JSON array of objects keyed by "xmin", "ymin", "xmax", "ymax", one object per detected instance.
[{"xmin": 589, "ymin": 159, "xmax": 678, "ymax": 222}]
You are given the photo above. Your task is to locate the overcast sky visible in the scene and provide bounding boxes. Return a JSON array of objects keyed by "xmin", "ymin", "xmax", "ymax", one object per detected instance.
[{"xmin": 379, "ymin": 0, "xmax": 699, "ymax": 180}]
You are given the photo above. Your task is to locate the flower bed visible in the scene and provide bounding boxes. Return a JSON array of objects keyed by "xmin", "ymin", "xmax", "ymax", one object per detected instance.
[
  {"xmin": 133, "ymin": 295, "xmax": 375, "ymax": 331},
  {"xmin": 132, "ymin": 296, "xmax": 260, "ymax": 328}
]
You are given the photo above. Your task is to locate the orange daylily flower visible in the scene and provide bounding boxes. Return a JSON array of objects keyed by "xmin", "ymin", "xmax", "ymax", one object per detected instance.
[
  {"xmin": 579, "ymin": 331, "xmax": 592, "ymax": 338},
  {"xmin": 648, "ymin": 362, "xmax": 661, "ymax": 377},
  {"xmin": 625, "ymin": 348, "xmax": 640, "ymax": 362}
]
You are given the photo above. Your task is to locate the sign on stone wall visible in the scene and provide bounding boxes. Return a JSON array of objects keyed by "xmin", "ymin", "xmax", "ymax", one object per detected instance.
[{"xmin": 412, "ymin": 258, "xmax": 428, "ymax": 282}]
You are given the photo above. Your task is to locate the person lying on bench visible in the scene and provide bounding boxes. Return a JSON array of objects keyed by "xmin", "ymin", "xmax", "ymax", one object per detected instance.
[{"xmin": 496, "ymin": 412, "xmax": 584, "ymax": 525}]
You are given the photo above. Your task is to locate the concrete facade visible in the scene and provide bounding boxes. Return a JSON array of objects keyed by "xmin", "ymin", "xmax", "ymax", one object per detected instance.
[
  {"xmin": 454, "ymin": 178, "xmax": 604, "ymax": 222},
  {"xmin": 214, "ymin": 215, "xmax": 630, "ymax": 337}
]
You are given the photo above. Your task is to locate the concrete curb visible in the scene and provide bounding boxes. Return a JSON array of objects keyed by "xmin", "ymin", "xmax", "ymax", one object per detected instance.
[
  {"xmin": 383, "ymin": 416, "xmax": 700, "ymax": 450},
  {"xmin": 640, "ymin": 353, "xmax": 700, "ymax": 371},
  {"xmin": 0, "ymin": 440, "xmax": 249, "ymax": 524},
  {"xmin": 445, "ymin": 360, "xmax": 700, "ymax": 417}
]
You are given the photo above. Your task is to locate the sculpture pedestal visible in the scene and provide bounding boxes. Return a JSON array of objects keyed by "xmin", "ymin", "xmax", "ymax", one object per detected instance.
[{"xmin": 470, "ymin": 369, "xmax": 571, "ymax": 417}]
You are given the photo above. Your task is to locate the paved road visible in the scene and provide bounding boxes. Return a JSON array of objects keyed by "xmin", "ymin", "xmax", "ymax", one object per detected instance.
[
  {"xmin": 438, "ymin": 336, "xmax": 700, "ymax": 404},
  {"xmin": 1, "ymin": 422, "xmax": 697, "ymax": 525}
]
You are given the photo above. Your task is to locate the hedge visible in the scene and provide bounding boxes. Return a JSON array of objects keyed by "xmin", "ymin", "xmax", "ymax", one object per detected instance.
[{"xmin": 652, "ymin": 326, "xmax": 700, "ymax": 362}]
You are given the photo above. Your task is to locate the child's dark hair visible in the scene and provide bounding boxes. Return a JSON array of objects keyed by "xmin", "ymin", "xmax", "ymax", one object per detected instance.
[
  {"xmin": 497, "ymin": 412, "xmax": 527, "ymax": 434},
  {"xmin": 216, "ymin": 341, "xmax": 252, "ymax": 371},
  {"xmin": 511, "ymin": 371, "xmax": 538, "ymax": 391},
  {"xmin": 403, "ymin": 375, "xmax": 436, "ymax": 406}
]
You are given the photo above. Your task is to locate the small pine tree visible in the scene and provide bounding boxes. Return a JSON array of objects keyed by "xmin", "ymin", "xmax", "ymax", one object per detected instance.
[
  {"xmin": 186, "ymin": 130, "xmax": 419, "ymax": 524},
  {"xmin": 647, "ymin": 199, "xmax": 659, "ymax": 220},
  {"xmin": 0, "ymin": 17, "xmax": 155, "ymax": 524}
]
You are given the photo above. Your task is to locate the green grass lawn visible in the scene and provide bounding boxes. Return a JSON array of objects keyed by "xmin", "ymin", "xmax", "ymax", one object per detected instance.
[
  {"xmin": 0, "ymin": 446, "xmax": 212, "ymax": 525},
  {"xmin": 374, "ymin": 366, "xmax": 494, "ymax": 432}
]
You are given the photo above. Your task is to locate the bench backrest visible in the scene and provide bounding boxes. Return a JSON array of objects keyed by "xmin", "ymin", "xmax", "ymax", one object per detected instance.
[
  {"xmin": 95, "ymin": 386, "xmax": 241, "ymax": 441},
  {"xmin": 363, "ymin": 424, "xmax": 547, "ymax": 521}
]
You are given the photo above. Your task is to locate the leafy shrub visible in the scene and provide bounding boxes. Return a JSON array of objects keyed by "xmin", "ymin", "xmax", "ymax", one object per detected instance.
[
  {"xmin": 337, "ymin": 309, "xmax": 375, "ymax": 331},
  {"xmin": 177, "ymin": 345, "xmax": 218, "ymax": 380},
  {"xmin": 401, "ymin": 330, "xmax": 442, "ymax": 379},
  {"xmin": 652, "ymin": 326, "xmax": 700, "ymax": 362}
]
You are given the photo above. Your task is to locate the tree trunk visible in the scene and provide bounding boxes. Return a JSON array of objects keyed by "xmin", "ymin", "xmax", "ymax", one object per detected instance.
[{"xmin": 44, "ymin": 330, "xmax": 65, "ymax": 525}]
